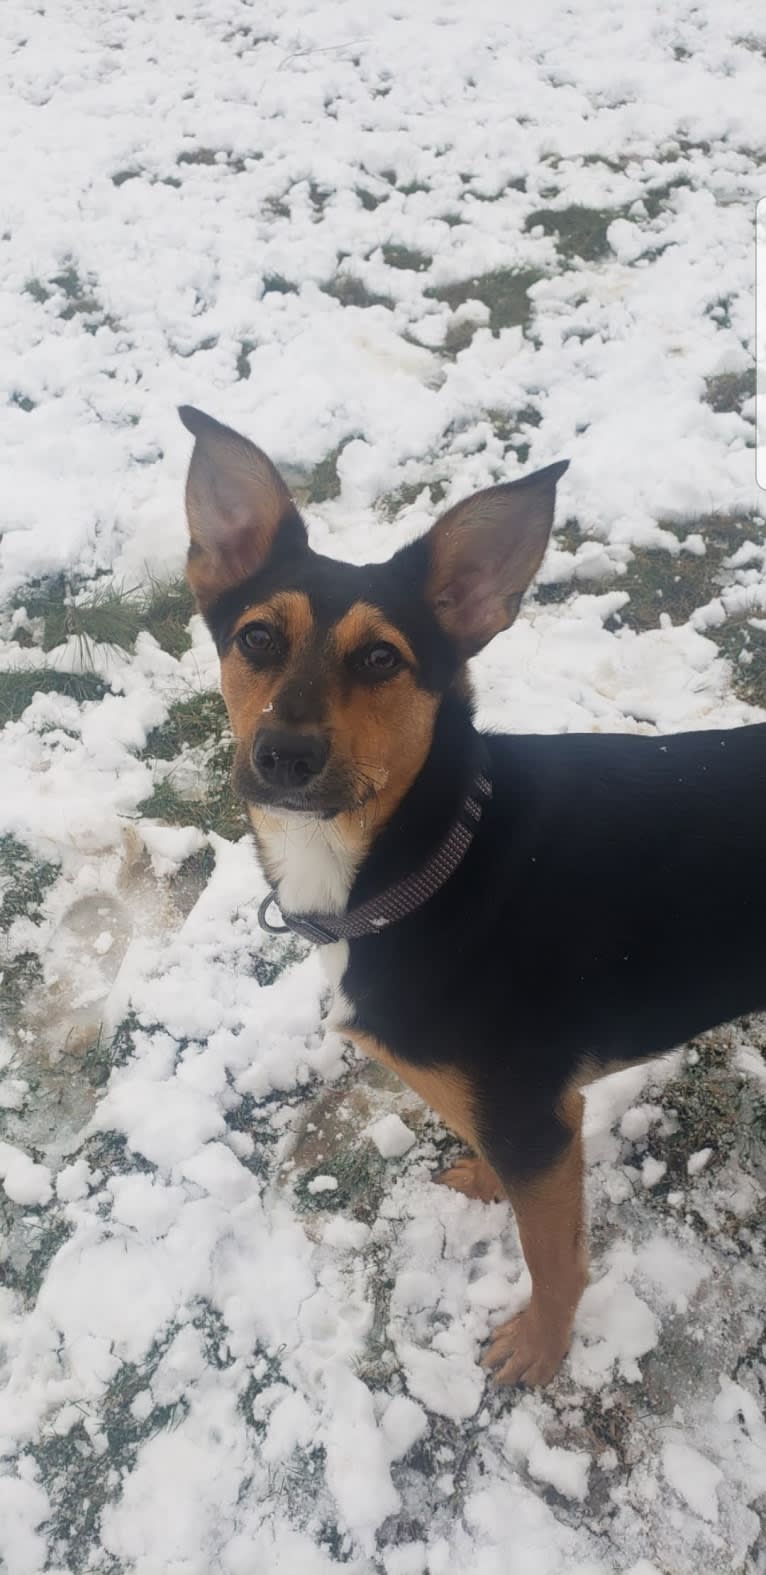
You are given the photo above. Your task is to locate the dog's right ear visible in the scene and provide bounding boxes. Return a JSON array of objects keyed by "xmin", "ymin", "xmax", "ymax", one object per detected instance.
[{"xmin": 178, "ymin": 406, "xmax": 308, "ymax": 611}]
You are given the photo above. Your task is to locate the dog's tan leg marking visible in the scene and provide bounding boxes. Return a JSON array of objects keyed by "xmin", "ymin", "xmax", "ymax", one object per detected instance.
[
  {"xmin": 483, "ymin": 1090, "xmax": 587, "ymax": 1387},
  {"xmin": 435, "ymin": 1155, "xmax": 504, "ymax": 1202},
  {"xmin": 348, "ymin": 1031, "xmax": 481, "ymax": 1150}
]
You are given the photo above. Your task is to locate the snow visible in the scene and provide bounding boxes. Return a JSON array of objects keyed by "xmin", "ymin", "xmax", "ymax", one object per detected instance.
[
  {"xmin": 505, "ymin": 1405, "xmax": 591, "ymax": 1501},
  {"xmin": 0, "ymin": 0, "xmax": 765, "ymax": 1571},
  {"xmin": 367, "ymin": 1113, "xmax": 417, "ymax": 1158},
  {"xmin": 0, "ymin": 1142, "xmax": 52, "ymax": 1207},
  {"xmin": 687, "ymin": 1146, "xmax": 713, "ymax": 1176},
  {"xmin": 662, "ymin": 1441, "xmax": 723, "ymax": 1523}
]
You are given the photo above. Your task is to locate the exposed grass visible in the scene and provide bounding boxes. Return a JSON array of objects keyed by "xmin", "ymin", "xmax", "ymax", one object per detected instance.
[
  {"xmin": 25, "ymin": 262, "xmax": 117, "ymax": 333},
  {"xmin": 0, "ymin": 668, "xmax": 109, "ymax": 723},
  {"xmin": 525, "ymin": 205, "xmax": 621, "ymax": 263},
  {"xmin": 713, "ymin": 615, "xmax": 766, "ymax": 710},
  {"xmin": 381, "ymin": 243, "xmax": 432, "ymax": 272},
  {"xmin": 308, "ymin": 446, "xmax": 344, "ymax": 503},
  {"xmin": 426, "ymin": 267, "xmax": 543, "ymax": 336},
  {"xmin": 321, "ymin": 272, "xmax": 393, "ymax": 309},
  {"xmin": 703, "ymin": 367, "xmax": 756, "ymax": 414},
  {"xmin": 0, "ymin": 834, "xmax": 59, "ymax": 928},
  {"xmin": 139, "ymin": 690, "xmax": 245, "ymax": 840},
  {"xmin": 10, "ymin": 572, "xmax": 195, "ymax": 660},
  {"xmin": 0, "ymin": 835, "xmax": 60, "ymax": 1022},
  {"xmin": 143, "ymin": 575, "xmax": 196, "ymax": 658},
  {"xmin": 262, "ymin": 273, "xmax": 298, "ymax": 295},
  {"xmin": 377, "ymin": 477, "xmax": 447, "ymax": 520},
  {"xmin": 294, "ymin": 1143, "xmax": 387, "ymax": 1223},
  {"xmin": 236, "ymin": 338, "xmax": 256, "ymax": 379},
  {"xmin": 355, "ymin": 185, "xmax": 388, "ymax": 211},
  {"xmin": 643, "ymin": 1038, "xmax": 744, "ymax": 1194},
  {"xmin": 40, "ymin": 582, "xmax": 145, "ymax": 655},
  {"xmin": 142, "ymin": 691, "xmax": 228, "ymax": 759}
]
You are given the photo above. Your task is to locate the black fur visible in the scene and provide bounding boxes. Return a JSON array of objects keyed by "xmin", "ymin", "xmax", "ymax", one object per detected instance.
[{"xmin": 342, "ymin": 696, "xmax": 766, "ymax": 1182}]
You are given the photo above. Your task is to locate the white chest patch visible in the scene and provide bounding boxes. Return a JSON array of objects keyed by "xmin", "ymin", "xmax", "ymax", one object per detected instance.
[{"xmin": 257, "ymin": 812, "xmax": 360, "ymax": 1028}]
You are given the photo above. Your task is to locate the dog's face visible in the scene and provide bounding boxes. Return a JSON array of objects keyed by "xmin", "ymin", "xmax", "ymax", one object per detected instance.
[{"xmin": 180, "ymin": 406, "xmax": 567, "ymax": 836}]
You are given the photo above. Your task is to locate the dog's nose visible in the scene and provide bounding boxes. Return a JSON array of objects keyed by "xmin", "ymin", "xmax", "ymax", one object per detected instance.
[{"xmin": 253, "ymin": 728, "xmax": 329, "ymax": 791}]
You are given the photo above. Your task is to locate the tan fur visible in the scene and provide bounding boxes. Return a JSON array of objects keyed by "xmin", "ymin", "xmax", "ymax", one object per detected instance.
[
  {"xmin": 483, "ymin": 1089, "xmax": 587, "ymax": 1386},
  {"xmin": 347, "ymin": 1029, "xmax": 481, "ymax": 1151},
  {"xmin": 436, "ymin": 1155, "xmax": 504, "ymax": 1203},
  {"xmin": 220, "ymin": 592, "xmax": 316, "ymax": 793},
  {"xmin": 221, "ymin": 595, "xmax": 439, "ymax": 854}
]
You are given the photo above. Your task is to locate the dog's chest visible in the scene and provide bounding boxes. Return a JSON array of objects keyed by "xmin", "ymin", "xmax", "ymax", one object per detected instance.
[{"xmin": 255, "ymin": 811, "xmax": 359, "ymax": 1027}]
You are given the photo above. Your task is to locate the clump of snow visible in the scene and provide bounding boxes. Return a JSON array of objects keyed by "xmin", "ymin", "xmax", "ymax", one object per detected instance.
[
  {"xmin": 641, "ymin": 1155, "xmax": 667, "ymax": 1188},
  {"xmin": 505, "ymin": 1404, "xmax": 591, "ymax": 1501},
  {"xmin": 0, "ymin": 1141, "xmax": 52, "ymax": 1206},
  {"xmin": 662, "ymin": 1440, "xmax": 723, "ymax": 1523},
  {"xmin": 307, "ymin": 1174, "xmax": 339, "ymax": 1195},
  {"xmin": 366, "ymin": 1113, "xmax": 416, "ymax": 1158},
  {"xmin": 687, "ymin": 1146, "xmax": 713, "ymax": 1176}
]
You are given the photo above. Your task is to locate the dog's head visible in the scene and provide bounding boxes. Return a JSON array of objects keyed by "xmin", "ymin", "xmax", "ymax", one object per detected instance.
[{"xmin": 180, "ymin": 406, "xmax": 567, "ymax": 834}]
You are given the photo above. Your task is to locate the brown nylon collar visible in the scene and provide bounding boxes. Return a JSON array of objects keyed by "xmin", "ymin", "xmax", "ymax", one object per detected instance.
[{"xmin": 258, "ymin": 768, "xmax": 493, "ymax": 946}]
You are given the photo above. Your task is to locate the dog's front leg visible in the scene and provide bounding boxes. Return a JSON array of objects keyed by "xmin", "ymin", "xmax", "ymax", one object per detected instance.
[{"xmin": 482, "ymin": 1089, "xmax": 588, "ymax": 1387}]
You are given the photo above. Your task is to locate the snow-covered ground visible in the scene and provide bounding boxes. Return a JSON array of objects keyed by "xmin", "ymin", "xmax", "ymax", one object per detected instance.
[{"xmin": 1, "ymin": 2, "xmax": 765, "ymax": 1571}]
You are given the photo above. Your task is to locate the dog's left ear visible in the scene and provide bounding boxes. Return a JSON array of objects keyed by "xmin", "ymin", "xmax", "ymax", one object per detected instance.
[
  {"xmin": 179, "ymin": 405, "xmax": 308, "ymax": 611},
  {"xmin": 426, "ymin": 460, "xmax": 569, "ymax": 656}
]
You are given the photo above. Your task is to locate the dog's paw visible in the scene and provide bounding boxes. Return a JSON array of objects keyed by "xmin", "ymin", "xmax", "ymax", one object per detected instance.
[
  {"xmin": 481, "ymin": 1307, "xmax": 570, "ymax": 1387},
  {"xmin": 434, "ymin": 1156, "xmax": 503, "ymax": 1203}
]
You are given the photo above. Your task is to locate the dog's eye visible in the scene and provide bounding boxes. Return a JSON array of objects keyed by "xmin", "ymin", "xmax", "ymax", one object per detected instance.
[
  {"xmin": 356, "ymin": 642, "xmax": 403, "ymax": 677},
  {"xmin": 238, "ymin": 622, "xmax": 278, "ymax": 657}
]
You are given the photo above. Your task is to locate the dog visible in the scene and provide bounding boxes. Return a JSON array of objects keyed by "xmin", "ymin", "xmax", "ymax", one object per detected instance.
[{"xmin": 178, "ymin": 404, "xmax": 766, "ymax": 1387}]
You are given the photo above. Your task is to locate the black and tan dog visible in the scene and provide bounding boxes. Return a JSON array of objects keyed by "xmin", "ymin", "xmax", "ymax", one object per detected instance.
[{"xmin": 179, "ymin": 405, "xmax": 766, "ymax": 1386}]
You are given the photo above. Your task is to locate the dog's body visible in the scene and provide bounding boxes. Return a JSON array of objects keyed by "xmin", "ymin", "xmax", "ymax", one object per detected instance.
[{"xmin": 179, "ymin": 405, "xmax": 766, "ymax": 1385}]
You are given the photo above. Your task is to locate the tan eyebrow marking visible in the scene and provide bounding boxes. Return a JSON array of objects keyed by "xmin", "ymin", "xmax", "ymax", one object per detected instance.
[
  {"xmin": 332, "ymin": 602, "xmax": 416, "ymax": 667},
  {"xmin": 232, "ymin": 590, "xmax": 314, "ymax": 648}
]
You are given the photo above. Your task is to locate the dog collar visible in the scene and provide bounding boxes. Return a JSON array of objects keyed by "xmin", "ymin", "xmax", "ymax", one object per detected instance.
[{"xmin": 257, "ymin": 768, "xmax": 493, "ymax": 947}]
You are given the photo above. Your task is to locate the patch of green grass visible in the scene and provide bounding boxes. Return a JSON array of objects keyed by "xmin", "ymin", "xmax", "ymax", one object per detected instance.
[
  {"xmin": 0, "ymin": 668, "xmax": 109, "ymax": 723},
  {"xmin": 378, "ymin": 477, "xmax": 446, "ymax": 520},
  {"xmin": 0, "ymin": 834, "xmax": 59, "ymax": 927},
  {"xmin": 308, "ymin": 446, "xmax": 344, "ymax": 503},
  {"xmin": 143, "ymin": 691, "xmax": 228, "ymax": 759},
  {"xmin": 177, "ymin": 146, "xmax": 249, "ymax": 173},
  {"xmin": 642, "ymin": 176, "xmax": 691, "ymax": 221},
  {"xmin": 295, "ymin": 1144, "xmax": 387, "ymax": 1222},
  {"xmin": 143, "ymin": 575, "xmax": 195, "ymax": 658},
  {"xmin": 321, "ymin": 272, "xmax": 393, "ymax": 309},
  {"xmin": 236, "ymin": 338, "xmax": 256, "ymax": 380},
  {"xmin": 525, "ymin": 205, "xmax": 621, "ymax": 263},
  {"xmin": 711, "ymin": 615, "xmax": 766, "ymax": 710},
  {"xmin": 426, "ymin": 267, "xmax": 543, "ymax": 336},
  {"xmin": 645, "ymin": 1039, "xmax": 742, "ymax": 1192},
  {"xmin": 547, "ymin": 513, "xmax": 763, "ymax": 644},
  {"xmin": 356, "ymin": 185, "xmax": 388, "ymax": 211},
  {"xmin": 381, "ymin": 243, "xmax": 431, "ymax": 272},
  {"xmin": 140, "ymin": 689, "xmax": 245, "ymax": 840},
  {"xmin": 24, "ymin": 277, "xmax": 51, "ymax": 304},
  {"xmin": 703, "ymin": 367, "xmax": 756, "ymax": 414},
  {"xmin": 0, "ymin": 835, "xmax": 59, "ymax": 1023},
  {"xmin": 262, "ymin": 273, "xmax": 298, "ymax": 295},
  {"xmin": 1, "ymin": 1197, "xmax": 71, "ymax": 1301},
  {"xmin": 40, "ymin": 582, "xmax": 145, "ymax": 655},
  {"xmin": 0, "ymin": 948, "xmax": 44, "ymax": 1022},
  {"xmin": 441, "ymin": 318, "xmax": 478, "ymax": 356},
  {"xmin": 11, "ymin": 573, "xmax": 195, "ymax": 661},
  {"xmin": 33, "ymin": 1327, "xmax": 189, "ymax": 1567}
]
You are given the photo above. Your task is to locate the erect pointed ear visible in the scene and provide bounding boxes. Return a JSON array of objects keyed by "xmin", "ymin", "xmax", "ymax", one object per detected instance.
[
  {"xmin": 178, "ymin": 405, "xmax": 308, "ymax": 611},
  {"xmin": 425, "ymin": 460, "xmax": 569, "ymax": 656}
]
